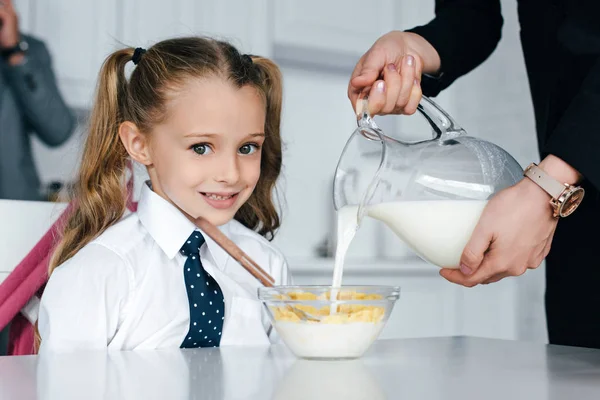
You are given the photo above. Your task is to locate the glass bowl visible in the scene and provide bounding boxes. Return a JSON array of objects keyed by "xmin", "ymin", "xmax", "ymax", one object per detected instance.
[{"xmin": 258, "ymin": 285, "xmax": 400, "ymax": 360}]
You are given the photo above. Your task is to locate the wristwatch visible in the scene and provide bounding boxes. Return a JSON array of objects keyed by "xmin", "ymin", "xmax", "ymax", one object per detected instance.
[
  {"xmin": 0, "ymin": 39, "xmax": 29, "ymax": 59},
  {"xmin": 523, "ymin": 163, "xmax": 585, "ymax": 218}
]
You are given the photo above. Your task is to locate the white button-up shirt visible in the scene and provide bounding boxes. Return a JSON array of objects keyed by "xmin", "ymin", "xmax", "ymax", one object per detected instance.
[{"xmin": 38, "ymin": 183, "xmax": 291, "ymax": 352}]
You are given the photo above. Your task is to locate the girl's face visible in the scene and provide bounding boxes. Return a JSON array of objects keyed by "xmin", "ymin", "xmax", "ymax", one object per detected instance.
[{"xmin": 147, "ymin": 78, "xmax": 266, "ymax": 226}]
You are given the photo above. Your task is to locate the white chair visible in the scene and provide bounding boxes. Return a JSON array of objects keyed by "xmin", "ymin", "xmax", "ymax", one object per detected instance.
[{"xmin": 0, "ymin": 199, "xmax": 68, "ymax": 282}]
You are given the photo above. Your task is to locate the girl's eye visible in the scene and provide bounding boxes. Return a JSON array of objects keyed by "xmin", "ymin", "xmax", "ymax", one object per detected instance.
[
  {"xmin": 239, "ymin": 143, "xmax": 260, "ymax": 155},
  {"xmin": 192, "ymin": 144, "xmax": 212, "ymax": 155}
]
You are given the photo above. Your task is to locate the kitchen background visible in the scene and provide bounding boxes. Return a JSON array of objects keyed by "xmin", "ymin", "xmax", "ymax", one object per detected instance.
[{"xmin": 14, "ymin": 0, "xmax": 546, "ymax": 342}]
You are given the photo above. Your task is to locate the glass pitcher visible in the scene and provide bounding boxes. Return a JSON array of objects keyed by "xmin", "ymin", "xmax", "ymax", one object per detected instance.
[{"xmin": 332, "ymin": 96, "xmax": 524, "ymax": 268}]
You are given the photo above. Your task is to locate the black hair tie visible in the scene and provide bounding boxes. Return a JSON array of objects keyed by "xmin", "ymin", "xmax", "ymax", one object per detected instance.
[
  {"xmin": 242, "ymin": 54, "xmax": 253, "ymax": 65},
  {"xmin": 132, "ymin": 47, "xmax": 147, "ymax": 65}
]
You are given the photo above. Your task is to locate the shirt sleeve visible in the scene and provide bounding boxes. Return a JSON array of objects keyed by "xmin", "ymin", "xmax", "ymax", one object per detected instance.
[
  {"xmin": 543, "ymin": 57, "xmax": 600, "ymax": 191},
  {"xmin": 405, "ymin": 0, "xmax": 503, "ymax": 97},
  {"xmin": 278, "ymin": 256, "xmax": 294, "ymax": 286},
  {"xmin": 266, "ymin": 249, "xmax": 293, "ymax": 344},
  {"xmin": 38, "ymin": 243, "xmax": 132, "ymax": 353}
]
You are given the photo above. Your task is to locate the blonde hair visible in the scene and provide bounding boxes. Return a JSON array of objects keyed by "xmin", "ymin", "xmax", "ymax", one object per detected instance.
[{"xmin": 36, "ymin": 37, "xmax": 284, "ymax": 351}]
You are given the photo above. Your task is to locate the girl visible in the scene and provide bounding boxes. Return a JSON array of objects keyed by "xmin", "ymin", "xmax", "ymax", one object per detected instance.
[{"xmin": 37, "ymin": 37, "xmax": 291, "ymax": 352}]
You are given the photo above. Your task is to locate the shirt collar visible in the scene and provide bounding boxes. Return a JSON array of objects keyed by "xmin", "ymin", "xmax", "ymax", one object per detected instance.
[{"xmin": 137, "ymin": 181, "xmax": 231, "ymax": 267}]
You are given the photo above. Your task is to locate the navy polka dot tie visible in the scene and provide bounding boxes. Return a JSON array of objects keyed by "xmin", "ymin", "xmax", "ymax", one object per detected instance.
[{"xmin": 180, "ymin": 231, "xmax": 225, "ymax": 348}]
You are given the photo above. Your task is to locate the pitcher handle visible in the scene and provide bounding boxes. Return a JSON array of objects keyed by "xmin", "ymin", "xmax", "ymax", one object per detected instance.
[
  {"xmin": 356, "ymin": 93, "xmax": 465, "ymax": 141},
  {"xmin": 417, "ymin": 96, "xmax": 465, "ymax": 140}
]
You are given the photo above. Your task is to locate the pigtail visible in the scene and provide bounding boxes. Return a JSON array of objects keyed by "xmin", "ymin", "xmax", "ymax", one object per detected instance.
[
  {"xmin": 234, "ymin": 56, "xmax": 283, "ymax": 240},
  {"xmin": 49, "ymin": 48, "xmax": 134, "ymax": 275}
]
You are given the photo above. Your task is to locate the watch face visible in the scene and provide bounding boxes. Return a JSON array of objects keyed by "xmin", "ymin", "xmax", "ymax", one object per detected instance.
[{"xmin": 560, "ymin": 187, "xmax": 585, "ymax": 217}]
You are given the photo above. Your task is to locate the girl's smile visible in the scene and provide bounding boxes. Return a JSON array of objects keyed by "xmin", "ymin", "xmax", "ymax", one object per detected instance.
[{"xmin": 200, "ymin": 191, "xmax": 240, "ymax": 209}]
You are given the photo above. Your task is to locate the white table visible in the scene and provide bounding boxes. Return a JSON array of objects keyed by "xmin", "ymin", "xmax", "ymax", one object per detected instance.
[{"xmin": 1, "ymin": 337, "xmax": 599, "ymax": 399}]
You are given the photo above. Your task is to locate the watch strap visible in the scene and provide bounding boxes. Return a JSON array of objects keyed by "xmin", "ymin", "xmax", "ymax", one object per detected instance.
[{"xmin": 524, "ymin": 163, "xmax": 566, "ymax": 199}]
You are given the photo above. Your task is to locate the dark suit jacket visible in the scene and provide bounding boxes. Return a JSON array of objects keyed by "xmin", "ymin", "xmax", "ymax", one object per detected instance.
[
  {"xmin": 0, "ymin": 34, "xmax": 75, "ymax": 200},
  {"xmin": 407, "ymin": 0, "xmax": 600, "ymax": 196}
]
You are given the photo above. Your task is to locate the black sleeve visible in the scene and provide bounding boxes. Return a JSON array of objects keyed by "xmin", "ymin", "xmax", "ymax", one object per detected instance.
[
  {"xmin": 543, "ymin": 57, "xmax": 600, "ymax": 190},
  {"xmin": 405, "ymin": 0, "xmax": 503, "ymax": 97}
]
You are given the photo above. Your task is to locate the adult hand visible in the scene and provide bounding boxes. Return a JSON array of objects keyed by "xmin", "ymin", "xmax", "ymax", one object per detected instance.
[
  {"xmin": 440, "ymin": 155, "xmax": 582, "ymax": 287},
  {"xmin": 0, "ymin": 0, "xmax": 20, "ymax": 49},
  {"xmin": 348, "ymin": 31, "xmax": 441, "ymax": 116}
]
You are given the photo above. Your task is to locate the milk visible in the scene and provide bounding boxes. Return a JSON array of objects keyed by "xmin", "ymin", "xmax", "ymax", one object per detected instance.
[
  {"xmin": 330, "ymin": 205, "xmax": 359, "ymax": 312},
  {"xmin": 274, "ymin": 321, "xmax": 384, "ymax": 359},
  {"xmin": 331, "ymin": 200, "xmax": 487, "ymax": 286},
  {"xmin": 367, "ymin": 200, "xmax": 487, "ymax": 268},
  {"xmin": 332, "ymin": 205, "xmax": 359, "ymax": 288}
]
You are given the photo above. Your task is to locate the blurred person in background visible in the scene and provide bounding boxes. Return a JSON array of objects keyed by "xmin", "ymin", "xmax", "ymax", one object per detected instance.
[{"xmin": 0, "ymin": 0, "xmax": 74, "ymax": 201}]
